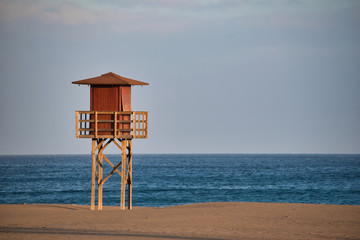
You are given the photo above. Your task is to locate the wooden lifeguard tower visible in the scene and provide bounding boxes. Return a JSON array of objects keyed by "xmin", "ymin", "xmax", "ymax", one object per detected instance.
[{"xmin": 72, "ymin": 72, "xmax": 149, "ymax": 210}]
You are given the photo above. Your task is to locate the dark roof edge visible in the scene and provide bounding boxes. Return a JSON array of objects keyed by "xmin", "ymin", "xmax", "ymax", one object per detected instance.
[{"xmin": 72, "ymin": 72, "xmax": 149, "ymax": 86}]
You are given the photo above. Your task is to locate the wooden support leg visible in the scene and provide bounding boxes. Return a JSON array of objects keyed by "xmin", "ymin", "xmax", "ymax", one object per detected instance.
[
  {"xmin": 89, "ymin": 138, "xmax": 134, "ymax": 211},
  {"xmin": 98, "ymin": 144, "xmax": 103, "ymax": 210},
  {"xmin": 120, "ymin": 140, "xmax": 127, "ymax": 210},
  {"xmin": 128, "ymin": 140, "xmax": 133, "ymax": 210},
  {"xmin": 91, "ymin": 139, "xmax": 96, "ymax": 210}
]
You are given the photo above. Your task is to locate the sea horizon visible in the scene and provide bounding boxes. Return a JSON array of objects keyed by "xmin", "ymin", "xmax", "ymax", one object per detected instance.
[{"xmin": 1, "ymin": 154, "xmax": 359, "ymax": 207}]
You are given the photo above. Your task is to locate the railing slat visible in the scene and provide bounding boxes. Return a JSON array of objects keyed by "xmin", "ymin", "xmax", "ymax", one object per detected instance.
[
  {"xmin": 75, "ymin": 111, "xmax": 79, "ymax": 138},
  {"xmin": 95, "ymin": 112, "xmax": 98, "ymax": 138},
  {"xmin": 75, "ymin": 111, "xmax": 147, "ymax": 139}
]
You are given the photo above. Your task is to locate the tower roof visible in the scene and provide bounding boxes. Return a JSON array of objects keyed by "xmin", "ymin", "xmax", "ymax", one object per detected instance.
[{"xmin": 72, "ymin": 72, "xmax": 149, "ymax": 86}]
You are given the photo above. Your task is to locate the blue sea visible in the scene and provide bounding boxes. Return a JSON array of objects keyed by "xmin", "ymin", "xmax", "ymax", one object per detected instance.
[{"xmin": 0, "ymin": 154, "xmax": 359, "ymax": 207}]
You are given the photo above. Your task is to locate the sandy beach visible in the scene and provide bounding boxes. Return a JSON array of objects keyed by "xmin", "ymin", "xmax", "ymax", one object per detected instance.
[{"xmin": 0, "ymin": 202, "xmax": 359, "ymax": 240}]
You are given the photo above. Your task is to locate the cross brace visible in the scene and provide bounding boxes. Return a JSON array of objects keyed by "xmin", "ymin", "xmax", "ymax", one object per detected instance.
[{"xmin": 91, "ymin": 138, "xmax": 132, "ymax": 210}]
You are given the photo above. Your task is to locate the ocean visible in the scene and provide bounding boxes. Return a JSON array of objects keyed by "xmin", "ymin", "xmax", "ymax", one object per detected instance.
[{"xmin": 0, "ymin": 154, "xmax": 359, "ymax": 207}]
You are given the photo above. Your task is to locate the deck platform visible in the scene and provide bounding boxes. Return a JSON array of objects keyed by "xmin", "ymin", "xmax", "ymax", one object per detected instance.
[{"xmin": 75, "ymin": 111, "xmax": 148, "ymax": 139}]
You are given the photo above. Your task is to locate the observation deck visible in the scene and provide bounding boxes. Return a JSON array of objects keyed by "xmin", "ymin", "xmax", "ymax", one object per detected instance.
[{"xmin": 75, "ymin": 111, "xmax": 148, "ymax": 139}]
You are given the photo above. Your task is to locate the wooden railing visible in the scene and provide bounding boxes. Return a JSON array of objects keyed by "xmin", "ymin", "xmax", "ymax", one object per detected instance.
[{"xmin": 75, "ymin": 111, "xmax": 148, "ymax": 139}]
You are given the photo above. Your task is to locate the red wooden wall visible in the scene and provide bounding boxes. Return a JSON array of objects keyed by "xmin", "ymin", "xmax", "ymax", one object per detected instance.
[{"xmin": 90, "ymin": 86, "xmax": 132, "ymax": 135}]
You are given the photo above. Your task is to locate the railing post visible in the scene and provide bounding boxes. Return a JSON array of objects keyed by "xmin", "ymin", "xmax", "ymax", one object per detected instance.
[
  {"xmin": 114, "ymin": 111, "xmax": 117, "ymax": 138},
  {"xmin": 75, "ymin": 111, "xmax": 79, "ymax": 138},
  {"xmin": 91, "ymin": 139, "xmax": 96, "ymax": 210},
  {"xmin": 98, "ymin": 142, "xmax": 103, "ymax": 210},
  {"xmin": 127, "ymin": 140, "xmax": 133, "ymax": 209},
  {"xmin": 145, "ymin": 112, "xmax": 148, "ymax": 138},
  {"xmin": 95, "ymin": 111, "xmax": 98, "ymax": 138},
  {"xmin": 142, "ymin": 112, "xmax": 145, "ymax": 137},
  {"xmin": 132, "ymin": 112, "xmax": 136, "ymax": 139},
  {"xmin": 120, "ymin": 140, "xmax": 127, "ymax": 210}
]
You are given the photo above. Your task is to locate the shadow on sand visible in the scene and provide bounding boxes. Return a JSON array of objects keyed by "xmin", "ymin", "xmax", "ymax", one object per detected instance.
[{"xmin": 0, "ymin": 227, "xmax": 228, "ymax": 240}]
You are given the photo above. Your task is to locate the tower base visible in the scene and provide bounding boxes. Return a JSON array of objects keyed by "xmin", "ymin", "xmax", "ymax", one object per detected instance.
[{"xmin": 91, "ymin": 138, "xmax": 132, "ymax": 210}]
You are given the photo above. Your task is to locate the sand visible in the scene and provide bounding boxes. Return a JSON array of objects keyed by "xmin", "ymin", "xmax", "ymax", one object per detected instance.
[{"xmin": 0, "ymin": 202, "xmax": 359, "ymax": 240}]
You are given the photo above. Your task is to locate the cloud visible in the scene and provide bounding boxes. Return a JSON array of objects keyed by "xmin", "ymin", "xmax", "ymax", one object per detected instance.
[
  {"xmin": 42, "ymin": 3, "xmax": 98, "ymax": 25},
  {"xmin": 0, "ymin": 1, "xmax": 97, "ymax": 25},
  {"xmin": 1, "ymin": 0, "xmax": 359, "ymax": 35},
  {"xmin": 0, "ymin": 0, "xmax": 203, "ymax": 34}
]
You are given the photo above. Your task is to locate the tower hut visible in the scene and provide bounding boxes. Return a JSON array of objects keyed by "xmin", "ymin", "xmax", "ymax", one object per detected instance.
[{"xmin": 73, "ymin": 72, "xmax": 149, "ymax": 210}]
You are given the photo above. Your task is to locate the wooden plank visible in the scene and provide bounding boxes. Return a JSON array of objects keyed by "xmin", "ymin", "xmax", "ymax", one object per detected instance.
[
  {"xmin": 134, "ymin": 113, "xmax": 138, "ymax": 138},
  {"xmin": 118, "ymin": 111, "xmax": 133, "ymax": 114},
  {"xmin": 142, "ymin": 112, "xmax": 145, "ymax": 137},
  {"xmin": 93, "ymin": 129, "xmax": 132, "ymax": 132},
  {"xmin": 100, "ymin": 139, "xmax": 113, "ymax": 152},
  {"xmin": 91, "ymin": 140, "xmax": 96, "ymax": 210},
  {"xmin": 145, "ymin": 112, "xmax": 148, "ymax": 138},
  {"xmin": 95, "ymin": 139, "xmax": 107, "ymax": 151},
  {"xmin": 98, "ymin": 144, "xmax": 103, "ymax": 210},
  {"xmin": 96, "ymin": 111, "xmax": 118, "ymax": 114},
  {"xmin": 98, "ymin": 129, "xmax": 132, "ymax": 132},
  {"xmin": 97, "ymin": 129, "xmax": 115, "ymax": 132},
  {"xmin": 75, "ymin": 111, "xmax": 79, "ymax": 138},
  {"xmin": 77, "ymin": 111, "xmax": 94, "ymax": 114},
  {"xmin": 102, "ymin": 159, "xmax": 122, "ymax": 185},
  {"xmin": 113, "ymin": 139, "xmax": 122, "ymax": 150},
  {"xmin": 117, "ymin": 135, "xmax": 133, "ymax": 139},
  {"xmin": 132, "ymin": 112, "xmax": 136, "ymax": 138},
  {"xmin": 114, "ymin": 112, "xmax": 117, "ymax": 138},
  {"xmin": 79, "ymin": 128, "xmax": 94, "ymax": 131},
  {"xmin": 128, "ymin": 140, "xmax": 133, "ymax": 209},
  {"xmin": 95, "ymin": 112, "xmax": 98, "ymax": 138},
  {"xmin": 103, "ymin": 155, "xmax": 121, "ymax": 176},
  {"xmin": 116, "ymin": 120, "xmax": 132, "ymax": 123},
  {"xmin": 97, "ymin": 120, "xmax": 114, "ymax": 123},
  {"xmin": 78, "ymin": 120, "xmax": 94, "ymax": 123},
  {"xmin": 78, "ymin": 135, "xmax": 94, "ymax": 138},
  {"xmin": 121, "ymin": 86, "xmax": 131, "ymax": 112},
  {"xmin": 120, "ymin": 140, "xmax": 127, "ymax": 210},
  {"xmin": 121, "ymin": 87, "xmax": 131, "ymax": 137},
  {"xmin": 96, "ymin": 135, "xmax": 116, "ymax": 138}
]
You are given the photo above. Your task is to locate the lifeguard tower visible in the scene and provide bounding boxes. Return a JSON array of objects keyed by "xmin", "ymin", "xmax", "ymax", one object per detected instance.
[{"xmin": 72, "ymin": 72, "xmax": 149, "ymax": 210}]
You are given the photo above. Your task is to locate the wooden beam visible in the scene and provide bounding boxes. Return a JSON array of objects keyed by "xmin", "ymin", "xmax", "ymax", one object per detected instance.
[
  {"xmin": 114, "ymin": 111, "xmax": 117, "ymax": 138},
  {"xmin": 75, "ymin": 111, "xmax": 79, "ymax": 138},
  {"xmin": 97, "ymin": 120, "xmax": 115, "ymax": 123},
  {"xmin": 91, "ymin": 139, "xmax": 96, "ymax": 210},
  {"xmin": 95, "ymin": 112, "xmax": 98, "ymax": 138},
  {"xmin": 113, "ymin": 139, "xmax": 122, "ymax": 150},
  {"xmin": 98, "ymin": 143, "xmax": 103, "ymax": 210},
  {"xmin": 128, "ymin": 140, "xmax": 133, "ymax": 210},
  {"xmin": 101, "ymin": 139, "xmax": 113, "ymax": 151},
  {"xmin": 117, "ymin": 120, "xmax": 132, "ymax": 123},
  {"xmin": 95, "ymin": 139, "xmax": 107, "ymax": 151},
  {"xmin": 78, "ymin": 120, "xmax": 94, "ymax": 123},
  {"xmin": 120, "ymin": 140, "xmax": 127, "ymax": 210},
  {"xmin": 79, "ymin": 128, "xmax": 94, "ymax": 131},
  {"xmin": 77, "ymin": 110, "xmax": 94, "ymax": 114},
  {"xmin": 103, "ymin": 155, "xmax": 121, "ymax": 176},
  {"xmin": 101, "ymin": 159, "xmax": 122, "ymax": 185},
  {"xmin": 97, "ymin": 129, "xmax": 132, "ymax": 132},
  {"xmin": 132, "ymin": 112, "xmax": 136, "ymax": 139},
  {"xmin": 145, "ymin": 112, "xmax": 148, "ymax": 138}
]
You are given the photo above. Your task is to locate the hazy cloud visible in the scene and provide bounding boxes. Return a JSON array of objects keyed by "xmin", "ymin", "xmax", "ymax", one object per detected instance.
[
  {"xmin": 0, "ymin": 1, "xmax": 97, "ymax": 25},
  {"xmin": 1, "ymin": 0, "xmax": 359, "ymax": 34}
]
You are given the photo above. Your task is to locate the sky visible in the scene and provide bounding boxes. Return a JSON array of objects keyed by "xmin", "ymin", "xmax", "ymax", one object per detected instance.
[{"xmin": 0, "ymin": 0, "xmax": 359, "ymax": 155}]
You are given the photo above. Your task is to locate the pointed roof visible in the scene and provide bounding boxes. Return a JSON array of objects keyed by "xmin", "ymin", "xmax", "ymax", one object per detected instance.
[{"xmin": 72, "ymin": 72, "xmax": 149, "ymax": 86}]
